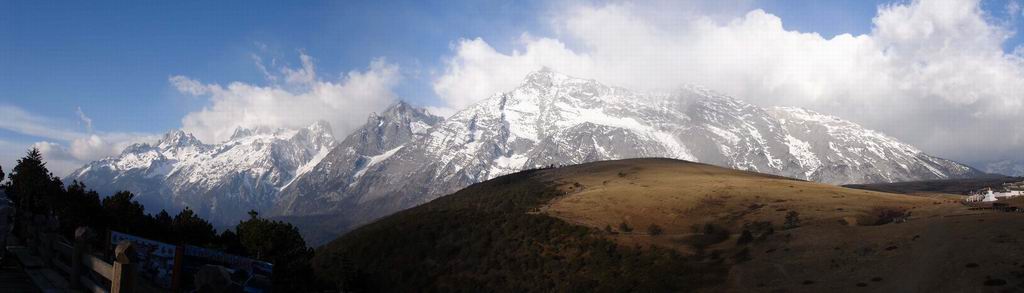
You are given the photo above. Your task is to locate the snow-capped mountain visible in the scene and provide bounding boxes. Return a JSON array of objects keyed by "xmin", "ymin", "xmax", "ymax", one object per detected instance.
[
  {"xmin": 980, "ymin": 160, "xmax": 1024, "ymax": 176},
  {"xmin": 274, "ymin": 101, "xmax": 442, "ymax": 216},
  {"xmin": 67, "ymin": 121, "xmax": 336, "ymax": 226},
  {"xmin": 272, "ymin": 70, "xmax": 983, "ymax": 241}
]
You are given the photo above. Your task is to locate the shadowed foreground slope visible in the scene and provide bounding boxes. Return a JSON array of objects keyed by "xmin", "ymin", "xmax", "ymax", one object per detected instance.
[
  {"xmin": 314, "ymin": 158, "xmax": 1024, "ymax": 292},
  {"xmin": 312, "ymin": 164, "xmax": 726, "ymax": 292}
]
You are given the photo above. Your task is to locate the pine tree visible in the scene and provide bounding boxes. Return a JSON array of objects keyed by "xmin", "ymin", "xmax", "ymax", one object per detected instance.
[
  {"xmin": 7, "ymin": 148, "xmax": 62, "ymax": 212},
  {"xmin": 171, "ymin": 207, "xmax": 217, "ymax": 246},
  {"xmin": 216, "ymin": 230, "xmax": 247, "ymax": 256},
  {"xmin": 155, "ymin": 210, "xmax": 172, "ymax": 230},
  {"xmin": 101, "ymin": 191, "xmax": 148, "ymax": 234},
  {"xmin": 58, "ymin": 181, "xmax": 104, "ymax": 236},
  {"xmin": 236, "ymin": 210, "xmax": 315, "ymax": 291}
]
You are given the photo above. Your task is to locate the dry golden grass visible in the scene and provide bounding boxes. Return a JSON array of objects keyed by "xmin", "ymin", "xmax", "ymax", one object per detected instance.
[
  {"xmin": 540, "ymin": 158, "xmax": 942, "ymax": 249},
  {"xmin": 535, "ymin": 158, "xmax": 1024, "ymax": 292}
]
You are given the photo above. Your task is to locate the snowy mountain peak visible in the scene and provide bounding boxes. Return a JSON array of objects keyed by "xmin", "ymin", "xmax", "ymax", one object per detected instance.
[
  {"xmin": 771, "ymin": 107, "xmax": 847, "ymax": 124},
  {"xmin": 292, "ymin": 120, "xmax": 336, "ymax": 145},
  {"xmin": 229, "ymin": 127, "xmax": 255, "ymax": 140},
  {"xmin": 306, "ymin": 120, "xmax": 333, "ymax": 135},
  {"xmin": 68, "ymin": 71, "xmax": 983, "ymax": 241},
  {"xmin": 272, "ymin": 71, "xmax": 984, "ymax": 242},
  {"xmin": 68, "ymin": 120, "xmax": 339, "ymax": 227},
  {"xmin": 272, "ymin": 101, "xmax": 443, "ymax": 216},
  {"xmin": 158, "ymin": 130, "xmax": 204, "ymax": 149},
  {"xmin": 521, "ymin": 69, "xmax": 586, "ymax": 88}
]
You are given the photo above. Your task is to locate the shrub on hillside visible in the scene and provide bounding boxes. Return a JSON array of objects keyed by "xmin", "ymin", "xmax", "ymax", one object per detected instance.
[
  {"xmin": 680, "ymin": 223, "xmax": 731, "ymax": 250},
  {"xmin": 619, "ymin": 222, "xmax": 633, "ymax": 233},
  {"xmin": 647, "ymin": 224, "xmax": 663, "ymax": 236},
  {"xmin": 871, "ymin": 207, "xmax": 909, "ymax": 225},
  {"xmin": 736, "ymin": 230, "xmax": 753, "ymax": 245},
  {"xmin": 784, "ymin": 211, "xmax": 801, "ymax": 229},
  {"xmin": 742, "ymin": 221, "xmax": 774, "ymax": 242}
]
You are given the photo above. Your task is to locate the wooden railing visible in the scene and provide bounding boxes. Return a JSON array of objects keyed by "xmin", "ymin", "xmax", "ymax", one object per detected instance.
[{"xmin": 19, "ymin": 212, "xmax": 137, "ymax": 293}]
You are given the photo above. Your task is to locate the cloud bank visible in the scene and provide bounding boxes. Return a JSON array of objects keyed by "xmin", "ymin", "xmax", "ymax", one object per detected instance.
[
  {"xmin": 172, "ymin": 54, "xmax": 401, "ymax": 143},
  {"xmin": 0, "ymin": 105, "xmax": 158, "ymax": 177},
  {"xmin": 432, "ymin": 0, "xmax": 1024, "ymax": 165}
]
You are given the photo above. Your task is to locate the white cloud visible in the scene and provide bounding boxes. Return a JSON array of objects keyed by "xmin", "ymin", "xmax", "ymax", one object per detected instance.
[
  {"xmin": 0, "ymin": 105, "xmax": 157, "ymax": 177},
  {"xmin": 174, "ymin": 54, "xmax": 401, "ymax": 143},
  {"xmin": 0, "ymin": 105, "xmax": 83, "ymax": 141},
  {"xmin": 1008, "ymin": 1, "xmax": 1022, "ymax": 19},
  {"xmin": 170, "ymin": 75, "xmax": 210, "ymax": 96},
  {"xmin": 76, "ymin": 107, "xmax": 93, "ymax": 133},
  {"xmin": 433, "ymin": 36, "xmax": 594, "ymax": 111},
  {"xmin": 28, "ymin": 140, "xmax": 112, "ymax": 179},
  {"xmin": 432, "ymin": 0, "xmax": 1024, "ymax": 164},
  {"xmin": 282, "ymin": 53, "xmax": 317, "ymax": 85}
]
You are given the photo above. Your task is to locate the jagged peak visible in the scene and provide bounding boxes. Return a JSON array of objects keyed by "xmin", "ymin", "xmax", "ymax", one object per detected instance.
[
  {"xmin": 293, "ymin": 120, "xmax": 336, "ymax": 144},
  {"xmin": 769, "ymin": 106, "xmax": 845, "ymax": 123},
  {"xmin": 521, "ymin": 68, "xmax": 578, "ymax": 87},
  {"xmin": 229, "ymin": 127, "xmax": 256, "ymax": 140},
  {"xmin": 226, "ymin": 124, "xmax": 309, "ymax": 141},
  {"xmin": 119, "ymin": 142, "xmax": 156, "ymax": 155},
  {"xmin": 159, "ymin": 130, "xmax": 203, "ymax": 148},
  {"xmin": 305, "ymin": 120, "xmax": 333, "ymax": 135},
  {"xmin": 366, "ymin": 101, "xmax": 442, "ymax": 126},
  {"xmin": 380, "ymin": 100, "xmax": 413, "ymax": 117}
]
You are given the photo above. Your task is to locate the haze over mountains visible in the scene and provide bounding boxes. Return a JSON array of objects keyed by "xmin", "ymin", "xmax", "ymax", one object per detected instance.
[{"xmin": 67, "ymin": 70, "xmax": 982, "ymax": 233}]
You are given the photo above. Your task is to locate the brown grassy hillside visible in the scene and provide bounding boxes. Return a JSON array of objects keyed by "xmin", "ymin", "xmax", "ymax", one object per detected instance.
[{"xmin": 315, "ymin": 158, "xmax": 1024, "ymax": 292}]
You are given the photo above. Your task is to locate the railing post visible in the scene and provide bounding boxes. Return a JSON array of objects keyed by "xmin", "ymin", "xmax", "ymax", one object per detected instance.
[
  {"xmin": 71, "ymin": 227, "xmax": 94, "ymax": 290},
  {"xmin": 111, "ymin": 240, "xmax": 136, "ymax": 293}
]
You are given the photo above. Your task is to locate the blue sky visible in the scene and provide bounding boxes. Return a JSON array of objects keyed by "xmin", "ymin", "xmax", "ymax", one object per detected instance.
[
  {"xmin": 2, "ymin": 0, "xmax": 1024, "ymax": 176},
  {"xmin": 1, "ymin": 0, "xmax": 549, "ymax": 133}
]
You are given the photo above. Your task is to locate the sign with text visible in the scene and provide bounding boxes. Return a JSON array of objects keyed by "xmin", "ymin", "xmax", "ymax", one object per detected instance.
[
  {"xmin": 181, "ymin": 245, "xmax": 273, "ymax": 291},
  {"xmin": 109, "ymin": 231, "xmax": 177, "ymax": 289}
]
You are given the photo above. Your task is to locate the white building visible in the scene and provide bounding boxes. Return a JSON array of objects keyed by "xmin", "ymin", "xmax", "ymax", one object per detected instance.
[
  {"xmin": 980, "ymin": 188, "xmax": 1024, "ymax": 202},
  {"xmin": 964, "ymin": 187, "xmax": 1024, "ymax": 203}
]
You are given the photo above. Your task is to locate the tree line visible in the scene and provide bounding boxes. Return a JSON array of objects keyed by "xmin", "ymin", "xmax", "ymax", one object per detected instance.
[{"xmin": 1, "ymin": 148, "xmax": 317, "ymax": 291}]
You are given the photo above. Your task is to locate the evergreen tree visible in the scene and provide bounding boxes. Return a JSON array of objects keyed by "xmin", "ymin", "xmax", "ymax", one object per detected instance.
[
  {"xmin": 171, "ymin": 207, "xmax": 216, "ymax": 246},
  {"xmin": 0, "ymin": 164, "xmax": 5, "ymax": 201},
  {"xmin": 216, "ymin": 229, "xmax": 247, "ymax": 256},
  {"xmin": 155, "ymin": 210, "xmax": 172, "ymax": 230},
  {"xmin": 6, "ymin": 148, "xmax": 63, "ymax": 212},
  {"xmin": 58, "ymin": 181, "xmax": 104, "ymax": 236},
  {"xmin": 236, "ymin": 210, "xmax": 316, "ymax": 291},
  {"xmin": 101, "ymin": 191, "xmax": 148, "ymax": 234}
]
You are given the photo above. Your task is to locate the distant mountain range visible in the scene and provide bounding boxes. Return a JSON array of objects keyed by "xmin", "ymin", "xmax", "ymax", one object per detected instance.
[
  {"xmin": 67, "ymin": 122, "xmax": 336, "ymax": 226},
  {"xmin": 981, "ymin": 160, "xmax": 1024, "ymax": 176},
  {"xmin": 67, "ymin": 70, "xmax": 983, "ymax": 236}
]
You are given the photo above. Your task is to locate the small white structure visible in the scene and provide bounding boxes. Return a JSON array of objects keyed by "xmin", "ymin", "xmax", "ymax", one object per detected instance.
[
  {"xmin": 973, "ymin": 188, "xmax": 1024, "ymax": 202},
  {"xmin": 962, "ymin": 187, "xmax": 1024, "ymax": 201}
]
